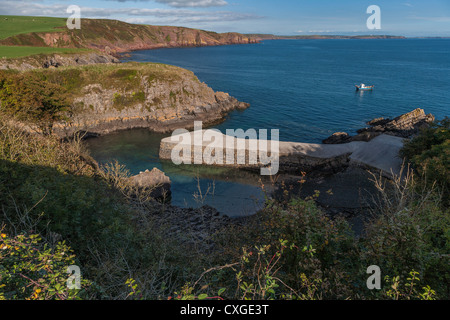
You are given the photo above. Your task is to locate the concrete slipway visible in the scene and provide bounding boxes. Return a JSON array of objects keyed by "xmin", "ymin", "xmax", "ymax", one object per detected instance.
[{"xmin": 160, "ymin": 130, "xmax": 405, "ymax": 177}]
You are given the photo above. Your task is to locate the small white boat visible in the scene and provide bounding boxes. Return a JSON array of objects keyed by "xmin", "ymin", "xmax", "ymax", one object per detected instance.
[{"xmin": 355, "ymin": 83, "xmax": 374, "ymax": 91}]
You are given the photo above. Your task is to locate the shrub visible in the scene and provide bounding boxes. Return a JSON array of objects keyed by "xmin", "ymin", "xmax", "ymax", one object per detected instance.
[
  {"xmin": 0, "ymin": 71, "xmax": 70, "ymax": 135},
  {"xmin": 400, "ymin": 117, "xmax": 449, "ymax": 206},
  {"xmin": 362, "ymin": 168, "xmax": 450, "ymax": 299},
  {"xmin": 381, "ymin": 270, "xmax": 437, "ymax": 300},
  {"xmin": 0, "ymin": 232, "xmax": 92, "ymax": 300}
]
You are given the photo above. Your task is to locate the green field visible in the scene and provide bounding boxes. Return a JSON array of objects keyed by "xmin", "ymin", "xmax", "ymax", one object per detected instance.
[
  {"xmin": 0, "ymin": 15, "xmax": 66, "ymax": 40},
  {"xmin": 0, "ymin": 46, "xmax": 87, "ymax": 59}
]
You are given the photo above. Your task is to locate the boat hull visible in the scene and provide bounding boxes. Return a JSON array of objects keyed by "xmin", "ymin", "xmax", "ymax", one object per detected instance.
[{"xmin": 355, "ymin": 85, "xmax": 374, "ymax": 91}]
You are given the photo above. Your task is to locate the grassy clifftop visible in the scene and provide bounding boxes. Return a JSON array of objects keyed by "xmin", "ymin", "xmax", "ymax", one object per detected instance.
[
  {"xmin": 0, "ymin": 16, "xmax": 67, "ymax": 40},
  {"xmin": 0, "ymin": 15, "xmax": 258, "ymax": 58},
  {"xmin": 0, "ymin": 16, "xmax": 88, "ymax": 58}
]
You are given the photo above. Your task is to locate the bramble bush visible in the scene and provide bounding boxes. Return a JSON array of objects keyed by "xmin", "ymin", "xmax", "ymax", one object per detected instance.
[
  {"xmin": 400, "ymin": 117, "xmax": 449, "ymax": 206},
  {"xmin": 381, "ymin": 270, "xmax": 437, "ymax": 300},
  {"xmin": 0, "ymin": 231, "xmax": 91, "ymax": 300},
  {"xmin": 167, "ymin": 235, "xmax": 440, "ymax": 301},
  {"xmin": 361, "ymin": 169, "xmax": 450, "ymax": 299}
]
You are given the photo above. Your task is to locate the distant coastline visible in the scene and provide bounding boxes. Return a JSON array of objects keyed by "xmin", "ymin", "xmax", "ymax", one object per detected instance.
[
  {"xmin": 2, "ymin": 15, "xmax": 448, "ymax": 61},
  {"xmin": 247, "ymin": 34, "xmax": 450, "ymax": 40},
  {"xmin": 247, "ymin": 34, "xmax": 407, "ymax": 40},
  {"xmin": 0, "ymin": 15, "xmax": 258, "ymax": 59}
]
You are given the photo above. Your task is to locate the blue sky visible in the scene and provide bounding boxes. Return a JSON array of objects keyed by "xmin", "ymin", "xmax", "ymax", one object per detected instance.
[{"xmin": 1, "ymin": 0, "xmax": 449, "ymax": 36}]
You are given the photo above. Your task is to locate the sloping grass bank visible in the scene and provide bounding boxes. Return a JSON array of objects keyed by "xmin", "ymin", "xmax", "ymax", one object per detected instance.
[{"xmin": 0, "ymin": 46, "xmax": 87, "ymax": 59}]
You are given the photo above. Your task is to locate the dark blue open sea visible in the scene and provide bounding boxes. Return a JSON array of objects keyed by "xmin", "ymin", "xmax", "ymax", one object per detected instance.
[{"xmin": 86, "ymin": 39, "xmax": 450, "ymax": 216}]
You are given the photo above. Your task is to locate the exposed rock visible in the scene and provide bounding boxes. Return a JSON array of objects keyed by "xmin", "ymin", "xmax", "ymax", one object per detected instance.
[
  {"xmin": 322, "ymin": 132, "xmax": 350, "ymax": 144},
  {"xmin": 143, "ymin": 202, "xmax": 234, "ymax": 252},
  {"xmin": 237, "ymin": 101, "xmax": 251, "ymax": 110},
  {"xmin": 382, "ymin": 109, "xmax": 435, "ymax": 136},
  {"xmin": 349, "ymin": 131, "xmax": 382, "ymax": 142},
  {"xmin": 49, "ymin": 63, "xmax": 250, "ymax": 137},
  {"xmin": 323, "ymin": 108, "xmax": 435, "ymax": 144},
  {"xmin": 0, "ymin": 52, "xmax": 119, "ymax": 71},
  {"xmin": 366, "ymin": 117, "xmax": 390, "ymax": 127},
  {"xmin": 357, "ymin": 108, "xmax": 435, "ymax": 137},
  {"xmin": 42, "ymin": 59, "xmax": 61, "ymax": 68},
  {"xmin": 128, "ymin": 168, "xmax": 171, "ymax": 200}
]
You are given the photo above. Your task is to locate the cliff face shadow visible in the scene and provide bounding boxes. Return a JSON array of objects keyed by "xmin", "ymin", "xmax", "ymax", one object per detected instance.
[{"xmin": 0, "ymin": 158, "xmax": 127, "ymax": 252}]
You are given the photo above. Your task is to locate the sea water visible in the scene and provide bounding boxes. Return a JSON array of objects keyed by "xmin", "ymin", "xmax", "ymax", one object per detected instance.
[{"xmin": 86, "ymin": 39, "xmax": 450, "ymax": 216}]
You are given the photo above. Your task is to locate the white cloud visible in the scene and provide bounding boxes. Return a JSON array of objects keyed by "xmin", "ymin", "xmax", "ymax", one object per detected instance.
[
  {"xmin": 308, "ymin": 30, "xmax": 333, "ymax": 33},
  {"xmin": 410, "ymin": 15, "xmax": 450, "ymax": 22},
  {"xmin": 0, "ymin": 1, "xmax": 261, "ymax": 25},
  {"xmin": 156, "ymin": 0, "xmax": 228, "ymax": 7},
  {"xmin": 105, "ymin": 0, "xmax": 228, "ymax": 8}
]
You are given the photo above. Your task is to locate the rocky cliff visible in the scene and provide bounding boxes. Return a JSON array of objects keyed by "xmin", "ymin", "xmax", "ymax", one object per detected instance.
[
  {"xmin": 38, "ymin": 62, "xmax": 249, "ymax": 136},
  {"xmin": 0, "ymin": 18, "xmax": 259, "ymax": 56}
]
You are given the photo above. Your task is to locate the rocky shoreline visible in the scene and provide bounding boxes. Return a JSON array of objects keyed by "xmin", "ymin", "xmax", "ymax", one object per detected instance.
[
  {"xmin": 54, "ymin": 93, "xmax": 250, "ymax": 137},
  {"xmin": 322, "ymin": 108, "xmax": 434, "ymax": 144},
  {"xmin": 56, "ymin": 91, "xmax": 249, "ymax": 138}
]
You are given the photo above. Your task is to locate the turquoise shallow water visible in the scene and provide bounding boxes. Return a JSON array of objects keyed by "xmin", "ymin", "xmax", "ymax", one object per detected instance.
[
  {"xmin": 86, "ymin": 129, "xmax": 269, "ymax": 217},
  {"xmin": 87, "ymin": 39, "xmax": 450, "ymax": 216}
]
